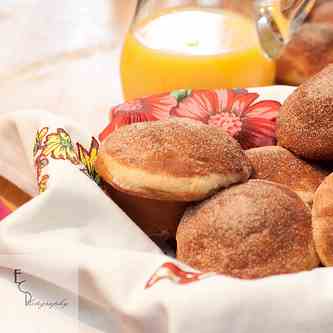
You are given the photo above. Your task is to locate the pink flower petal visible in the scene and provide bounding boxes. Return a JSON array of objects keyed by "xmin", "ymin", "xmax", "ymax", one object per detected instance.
[
  {"xmin": 99, "ymin": 110, "xmax": 156, "ymax": 141},
  {"xmin": 231, "ymin": 92, "xmax": 260, "ymax": 116},
  {"xmin": 239, "ymin": 118, "xmax": 277, "ymax": 149},
  {"xmin": 110, "ymin": 99, "xmax": 144, "ymax": 121},
  {"xmin": 110, "ymin": 93, "xmax": 177, "ymax": 122},
  {"xmin": 245, "ymin": 117, "xmax": 276, "ymax": 132},
  {"xmin": 238, "ymin": 131, "xmax": 276, "ymax": 149},
  {"xmin": 101, "ymin": 93, "xmax": 177, "ymax": 141},
  {"xmin": 234, "ymin": 99, "xmax": 280, "ymax": 149},
  {"xmin": 216, "ymin": 89, "xmax": 236, "ymax": 113},
  {"xmin": 171, "ymin": 90, "xmax": 219, "ymax": 122},
  {"xmin": 242, "ymin": 100, "xmax": 281, "ymax": 118},
  {"xmin": 149, "ymin": 93, "xmax": 178, "ymax": 119}
]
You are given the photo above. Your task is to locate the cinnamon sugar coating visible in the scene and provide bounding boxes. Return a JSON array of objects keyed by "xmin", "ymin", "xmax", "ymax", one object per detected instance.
[
  {"xmin": 312, "ymin": 172, "xmax": 333, "ymax": 266},
  {"xmin": 101, "ymin": 118, "xmax": 251, "ymax": 177},
  {"xmin": 96, "ymin": 118, "xmax": 252, "ymax": 201},
  {"xmin": 177, "ymin": 180, "xmax": 319, "ymax": 279},
  {"xmin": 246, "ymin": 146, "xmax": 327, "ymax": 204},
  {"xmin": 277, "ymin": 64, "xmax": 333, "ymax": 160}
]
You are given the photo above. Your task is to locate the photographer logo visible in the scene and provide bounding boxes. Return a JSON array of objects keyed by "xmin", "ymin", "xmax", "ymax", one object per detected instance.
[{"xmin": 14, "ymin": 269, "xmax": 69, "ymax": 310}]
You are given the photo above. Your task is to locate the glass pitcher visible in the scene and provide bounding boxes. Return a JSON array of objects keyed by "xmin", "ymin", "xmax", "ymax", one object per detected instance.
[{"xmin": 121, "ymin": 0, "xmax": 316, "ymax": 100}]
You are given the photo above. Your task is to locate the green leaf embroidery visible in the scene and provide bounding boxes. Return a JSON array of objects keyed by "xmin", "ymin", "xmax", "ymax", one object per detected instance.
[{"xmin": 171, "ymin": 89, "xmax": 192, "ymax": 103}]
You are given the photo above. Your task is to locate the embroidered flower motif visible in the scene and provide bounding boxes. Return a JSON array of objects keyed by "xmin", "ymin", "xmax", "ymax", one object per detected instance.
[
  {"xmin": 33, "ymin": 127, "xmax": 48, "ymax": 157},
  {"xmin": 145, "ymin": 262, "xmax": 216, "ymax": 289},
  {"xmin": 77, "ymin": 137, "xmax": 100, "ymax": 184},
  {"xmin": 170, "ymin": 89, "xmax": 281, "ymax": 149},
  {"xmin": 43, "ymin": 129, "xmax": 79, "ymax": 164},
  {"xmin": 35, "ymin": 154, "xmax": 49, "ymax": 179},
  {"xmin": 38, "ymin": 175, "xmax": 49, "ymax": 193},
  {"xmin": 99, "ymin": 93, "xmax": 178, "ymax": 141},
  {"xmin": 33, "ymin": 128, "xmax": 101, "ymax": 194}
]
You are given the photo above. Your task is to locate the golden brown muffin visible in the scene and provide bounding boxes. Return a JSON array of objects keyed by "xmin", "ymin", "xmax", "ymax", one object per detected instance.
[
  {"xmin": 96, "ymin": 118, "xmax": 252, "ymax": 239},
  {"xmin": 177, "ymin": 180, "xmax": 319, "ymax": 279},
  {"xmin": 246, "ymin": 146, "xmax": 327, "ymax": 205},
  {"xmin": 96, "ymin": 118, "xmax": 252, "ymax": 202},
  {"xmin": 101, "ymin": 180, "xmax": 187, "ymax": 240},
  {"xmin": 276, "ymin": 23, "xmax": 333, "ymax": 85},
  {"xmin": 276, "ymin": 65, "xmax": 333, "ymax": 160},
  {"xmin": 312, "ymin": 172, "xmax": 333, "ymax": 266}
]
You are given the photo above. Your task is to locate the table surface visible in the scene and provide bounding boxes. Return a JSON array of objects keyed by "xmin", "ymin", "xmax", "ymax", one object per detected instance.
[{"xmin": 0, "ymin": 0, "xmax": 137, "ymax": 210}]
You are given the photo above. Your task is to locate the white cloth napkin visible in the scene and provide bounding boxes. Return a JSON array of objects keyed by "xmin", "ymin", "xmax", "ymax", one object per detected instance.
[{"xmin": 1, "ymin": 86, "xmax": 333, "ymax": 333}]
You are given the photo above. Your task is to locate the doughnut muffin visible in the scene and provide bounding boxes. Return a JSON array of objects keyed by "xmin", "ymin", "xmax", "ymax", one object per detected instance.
[
  {"xmin": 96, "ymin": 118, "xmax": 252, "ymax": 239},
  {"xmin": 277, "ymin": 23, "xmax": 333, "ymax": 85},
  {"xmin": 246, "ymin": 146, "xmax": 327, "ymax": 205},
  {"xmin": 312, "ymin": 172, "xmax": 333, "ymax": 266},
  {"xmin": 177, "ymin": 180, "xmax": 319, "ymax": 279},
  {"xmin": 276, "ymin": 65, "xmax": 333, "ymax": 160}
]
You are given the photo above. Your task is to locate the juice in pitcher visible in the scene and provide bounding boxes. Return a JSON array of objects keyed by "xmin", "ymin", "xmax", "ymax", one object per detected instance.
[{"xmin": 121, "ymin": 7, "xmax": 276, "ymax": 100}]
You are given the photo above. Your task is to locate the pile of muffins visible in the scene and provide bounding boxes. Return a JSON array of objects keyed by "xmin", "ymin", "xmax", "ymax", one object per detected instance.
[{"xmin": 96, "ymin": 65, "xmax": 333, "ymax": 279}]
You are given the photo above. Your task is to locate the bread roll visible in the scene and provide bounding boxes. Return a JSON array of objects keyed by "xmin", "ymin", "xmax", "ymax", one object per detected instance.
[
  {"xmin": 96, "ymin": 118, "xmax": 252, "ymax": 239},
  {"xmin": 101, "ymin": 180, "xmax": 187, "ymax": 240},
  {"xmin": 312, "ymin": 172, "xmax": 333, "ymax": 266},
  {"xmin": 96, "ymin": 118, "xmax": 252, "ymax": 202},
  {"xmin": 246, "ymin": 146, "xmax": 327, "ymax": 205},
  {"xmin": 277, "ymin": 23, "xmax": 333, "ymax": 85},
  {"xmin": 177, "ymin": 180, "xmax": 319, "ymax": 279},
  {"xmin": 276, "ymin": 65, "xmax": 333, "ymax": 160}
]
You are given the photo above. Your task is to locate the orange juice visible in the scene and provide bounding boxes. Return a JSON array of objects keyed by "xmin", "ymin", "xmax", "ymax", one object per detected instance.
[{"xmin": 121, "ymin": 8, "xmax": 276, "ymax": 100}]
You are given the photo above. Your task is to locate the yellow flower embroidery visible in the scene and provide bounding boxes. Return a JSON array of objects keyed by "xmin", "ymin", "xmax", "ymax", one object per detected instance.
[
  {"xmin": 33, "ymin": 127, "xmax": 48, "ymax": 157},
  {"xmin": 77, "ymin": 137, "xmax": 100, "ymax": 183},
  {"xmin": 38, "ymin": 175, "xmax": 49, "ymax": 193},
  {"xmin": 33, "ymin": 127, "xmax": 100, "ymax": 193},
  {"xmin": 43, "ymin": 129, "xmax": 79, "ymax": 165}
]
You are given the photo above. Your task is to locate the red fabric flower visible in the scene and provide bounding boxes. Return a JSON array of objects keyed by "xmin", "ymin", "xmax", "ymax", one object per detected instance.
[
  {"xmin": 99, "ymin": 88, "xmax": 281, "ymax": 149},
  {"xmin": 171, "ymin": 89, "xmax": 281, "ymax": 149},
  {"xmin": 99, "ymin": 93, "xmax": 177, "ymax": 141}
]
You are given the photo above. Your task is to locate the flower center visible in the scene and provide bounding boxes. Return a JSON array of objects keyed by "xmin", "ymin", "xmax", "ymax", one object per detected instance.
[{"xmin": 208, "ymin": 112, "xmax": 242, "ymax": 137}]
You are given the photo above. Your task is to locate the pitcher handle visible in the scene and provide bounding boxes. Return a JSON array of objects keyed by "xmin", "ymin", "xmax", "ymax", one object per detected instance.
[{"xmin": 255, "ymin": 0, "xmax": 317, "ymax": 58}]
